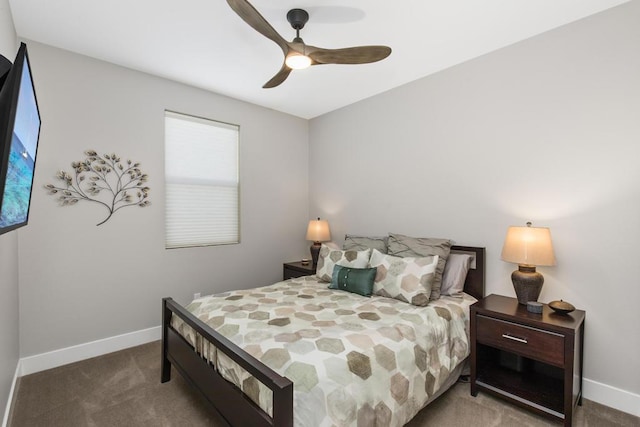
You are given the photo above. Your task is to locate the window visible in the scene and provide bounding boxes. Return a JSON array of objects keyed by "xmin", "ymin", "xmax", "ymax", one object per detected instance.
[{"xmin": 164, "ymin": 111, "xmax": 239, "ymax": 248}]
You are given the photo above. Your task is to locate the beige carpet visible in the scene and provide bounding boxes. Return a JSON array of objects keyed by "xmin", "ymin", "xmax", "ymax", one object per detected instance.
[{"xmin": 8, "ymin": 341, "xmax": 638, "ymax": 426}]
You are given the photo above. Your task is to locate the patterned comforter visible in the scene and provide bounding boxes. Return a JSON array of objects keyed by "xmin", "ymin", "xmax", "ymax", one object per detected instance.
[{"xmin": 171, "ymin": 275, "xmax": 476, "ymax": 426}]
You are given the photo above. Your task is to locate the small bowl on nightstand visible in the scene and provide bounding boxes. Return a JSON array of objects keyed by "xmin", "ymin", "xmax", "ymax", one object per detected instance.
[
  {"xmin": 526, "ymin": 301, "xmax": 543, "ymax": 314},
  {"xmin": 549, "ymin": 300, "xmax": 575, "ymax": 315}
]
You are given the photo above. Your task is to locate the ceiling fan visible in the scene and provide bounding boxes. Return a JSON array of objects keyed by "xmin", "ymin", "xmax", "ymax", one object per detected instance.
[{"xmin": 226, "ymin": 0, "xmax": 392, "ymax": 88}]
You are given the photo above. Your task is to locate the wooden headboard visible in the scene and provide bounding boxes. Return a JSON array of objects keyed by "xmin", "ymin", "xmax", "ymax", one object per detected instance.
[{"xmin": 451, "ymin": 245, "xmax": 486, "ymax": 300}]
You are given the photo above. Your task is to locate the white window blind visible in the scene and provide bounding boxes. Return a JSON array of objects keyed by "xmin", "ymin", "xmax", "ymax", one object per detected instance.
[{"xmin": 165, "ymin": 111, "xmax": 239, "ymax": 248}]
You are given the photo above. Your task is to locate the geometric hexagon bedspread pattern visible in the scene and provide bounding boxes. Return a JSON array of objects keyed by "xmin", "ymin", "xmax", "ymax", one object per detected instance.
[{"xmin": 171, "ymin": 275, "xmax": 476, "ymax": 427}]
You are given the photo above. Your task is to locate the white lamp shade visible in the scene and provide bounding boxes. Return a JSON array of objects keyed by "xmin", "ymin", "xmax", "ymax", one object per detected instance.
[
  {"xmin": 501, "ymin": 224, "xmax": 556, "ymax": 266},
  {"xmin": 306, "ymin": 219, "xmax": 331, "ymax": 242}
]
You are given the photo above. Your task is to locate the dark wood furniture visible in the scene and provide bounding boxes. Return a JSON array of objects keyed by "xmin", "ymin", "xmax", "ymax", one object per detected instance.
[
  {"xmin": 162, "ymin": 298, "xmax": 292, "ymax": 427},
  {"xmin": 283, "ymin": 261, "xmax": 315, "ymax": 280},
  {"xmin": 470, "ymin": 294, "xmax": 585, "ymax": 426},
  {"xmin": 162, "ymin": 245, "xmax": 485, "ymax": 427}
]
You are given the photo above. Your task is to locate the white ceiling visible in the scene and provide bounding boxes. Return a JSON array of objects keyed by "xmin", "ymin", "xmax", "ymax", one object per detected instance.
[{"xmin": 8, "ymin": 0, "xmax": 629, "ymax": 119}]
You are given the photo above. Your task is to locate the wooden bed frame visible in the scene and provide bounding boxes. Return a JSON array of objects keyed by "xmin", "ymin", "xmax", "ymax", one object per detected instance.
[{"xmin": 161, "ymin": 245, "xmax": 485, "ymax": 427}]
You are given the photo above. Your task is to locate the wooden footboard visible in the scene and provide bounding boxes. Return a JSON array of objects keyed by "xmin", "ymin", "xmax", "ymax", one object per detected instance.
[{"xmin": 161, "ymin": 297, "xmax": 293, "ymax": 427}]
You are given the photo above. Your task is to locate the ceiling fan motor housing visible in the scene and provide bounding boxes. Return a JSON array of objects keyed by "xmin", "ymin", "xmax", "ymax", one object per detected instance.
[{"xmin": 287, "ymin": 9, "xmax": 309, "ymax": 30}]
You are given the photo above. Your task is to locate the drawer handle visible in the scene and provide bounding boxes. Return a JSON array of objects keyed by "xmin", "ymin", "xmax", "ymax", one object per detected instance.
[{"xmin": 502, "ymin": 333, "xmax": 528, "ymax": 344}]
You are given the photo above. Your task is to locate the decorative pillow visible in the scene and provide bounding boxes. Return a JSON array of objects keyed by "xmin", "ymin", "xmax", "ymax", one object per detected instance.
[
  {"xmin": 343, "ymin": 235, "xmax": 388, "ymax": 254},
  {"xmin": 441, "ymin": 254, "xmax": 473, "ymax": 296},
  {"xmin": 369, "ymin": 249, "xmax": 439, "ymax": 306},
  {"xmin": 316, "ymin": 244, "xmax": 371, "ymax": 282},
  {"xmin": 387, "ymin": 233, "xmax": 453, "ymax": 300},
  {"xmin": 324, "ymin": 241, "xmax": 341, "ymax": 250},
  {"xmin": 329, "ymin": 265, "xmax": 377, "ymax": 297}
]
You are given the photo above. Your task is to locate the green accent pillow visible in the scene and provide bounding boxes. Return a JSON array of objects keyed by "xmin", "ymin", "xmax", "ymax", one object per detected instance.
[{"xmin": 329, "ymin": 265, "xmax": 377, "ymax": 297}]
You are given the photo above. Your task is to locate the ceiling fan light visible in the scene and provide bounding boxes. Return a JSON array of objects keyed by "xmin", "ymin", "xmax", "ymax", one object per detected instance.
[{"xmin": 285, "ymin": 54, "xmax": 311, "ymax": 70}]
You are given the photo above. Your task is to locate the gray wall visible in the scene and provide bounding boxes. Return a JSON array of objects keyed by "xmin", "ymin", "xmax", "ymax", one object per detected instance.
[
  {"xmin": 17, "ymin": 42, "xmax": 309, "ymax": 356},
  {"xmin": 309, "ymin": 1, "xmax": 639, "ymax": 396},
  {"xmin": 0, "ymin": 0, "xmax": 18, "ymax": 420}
]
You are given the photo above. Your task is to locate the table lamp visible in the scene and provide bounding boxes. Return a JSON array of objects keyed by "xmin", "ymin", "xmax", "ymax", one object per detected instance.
[
  {"xmin": 306, "ymin": 218, "xmax": 331, "ymax": 267},
  {"xmin": 500, "ymin": 222, "xmax": 556, "ymax": 305}
]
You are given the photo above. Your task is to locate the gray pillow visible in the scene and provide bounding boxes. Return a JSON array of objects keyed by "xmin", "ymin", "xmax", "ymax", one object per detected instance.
[
  {"xmin": 387, "ymin": 233, "xmax": 453, "ymax": 300},
  {"xmin": 343, "ymin": 235, "xmax": 388, "ymax": 254},
  {"xmin": 441, "ymin": 254, "xmax": 473, "ymax": 297}
]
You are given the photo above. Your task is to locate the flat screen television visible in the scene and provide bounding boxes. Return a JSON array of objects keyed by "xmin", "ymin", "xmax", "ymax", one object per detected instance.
[
  {"xmin": 0, "ymin": 54, "xmax": 10, "ymax": 87},
  {"xmin": 0, "ymin": 43, "xmax": 41, "ymax": 235}
]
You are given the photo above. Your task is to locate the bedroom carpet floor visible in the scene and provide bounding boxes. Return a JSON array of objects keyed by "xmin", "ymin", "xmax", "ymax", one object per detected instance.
[{"xmin": 8, "ymin": 341, "xmax": 639, "ymax": 427}]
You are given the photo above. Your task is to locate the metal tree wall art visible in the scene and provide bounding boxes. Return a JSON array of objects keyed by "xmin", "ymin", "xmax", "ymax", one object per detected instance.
[{"xmin": 45, "ymin": 150, "xmax": 150, "ymax": 225}]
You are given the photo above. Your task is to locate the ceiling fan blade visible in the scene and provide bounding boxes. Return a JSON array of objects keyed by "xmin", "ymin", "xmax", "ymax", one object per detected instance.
[
  {"xmin": 226, "ymin": 0, "xmax": 290, "ymax": 54},
  {"xmin": 263, "ymin": 64, "xmax": 292, "ymax": 88},
  {"xmin": 309, "ymin": 45, "xmax": 392, "ymax": 65}
]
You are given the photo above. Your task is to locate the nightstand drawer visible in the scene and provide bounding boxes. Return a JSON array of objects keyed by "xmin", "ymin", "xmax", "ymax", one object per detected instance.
[
  {"xmin": 283, "ymin": 261, "xmax": 315, "ymax": 280},
  {"xmin": 476, "ymin": 314, "xmax": 564, "ymax": 367},
  {"xmin": 284, "ymin": 267, "xmax": 306, "ymax": 280}
]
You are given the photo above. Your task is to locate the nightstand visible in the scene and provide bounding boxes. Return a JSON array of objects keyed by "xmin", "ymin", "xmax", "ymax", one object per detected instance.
[
  {"xmin": 283, "ymin": 261, "xmax": 316, "ymax": 280},
  {"xmin": 470, "ymin": 294, "xmax": 585, "ymax": 426}
]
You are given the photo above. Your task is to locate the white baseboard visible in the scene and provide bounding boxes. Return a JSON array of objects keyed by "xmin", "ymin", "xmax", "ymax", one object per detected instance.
[
  {"xmin": 11, "ymin": 325, "xmax": 640, "ymax": 419},
  {"xmin": 584, "ymin": 377, "xmax": 640, "ymax": 418},
  {"xmin": 19, "ymin": 326, "xmax": 161, "ymax": 376},
  {"xmin": 1, "ymin": 360, "xmax": 21, "ymax": 427}
]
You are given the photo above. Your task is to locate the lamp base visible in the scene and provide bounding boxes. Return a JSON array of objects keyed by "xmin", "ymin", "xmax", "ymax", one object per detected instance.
[
  {"xmin": 511, "ymin": 265, "xmax": 544, "ymax": 305},
  {"xmin": 310, "ymin": 241, "xmax": 322, "ymax": 267}
]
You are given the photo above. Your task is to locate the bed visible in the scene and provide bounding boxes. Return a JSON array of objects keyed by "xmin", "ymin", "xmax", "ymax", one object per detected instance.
[{"xmin": 161, "ymin": 244, "xmax": 485, "ymax": 427}]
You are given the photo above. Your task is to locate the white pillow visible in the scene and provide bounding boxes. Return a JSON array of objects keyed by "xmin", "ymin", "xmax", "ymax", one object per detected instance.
[
  {"xmin": 316, "ymin": 244, "xmax": 371, "ymax": 282},
  {"xmin": 369, "ymin": 249, "xmax": 439, "ymax": 306},
  {"xmin": 441, "ymin": 254, "xmax": 473, "ymax": 296}
]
